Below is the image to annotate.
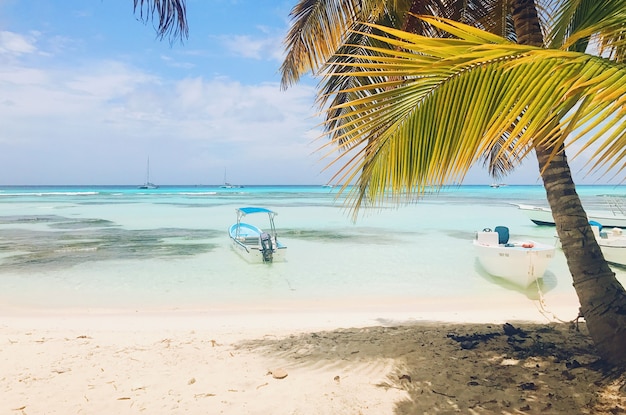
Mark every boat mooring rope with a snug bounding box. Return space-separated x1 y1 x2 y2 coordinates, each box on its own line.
532 276 570 324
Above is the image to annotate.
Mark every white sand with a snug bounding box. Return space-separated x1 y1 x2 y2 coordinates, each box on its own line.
2 296 624 414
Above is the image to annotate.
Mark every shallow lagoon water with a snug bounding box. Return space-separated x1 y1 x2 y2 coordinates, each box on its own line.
0 185 624 315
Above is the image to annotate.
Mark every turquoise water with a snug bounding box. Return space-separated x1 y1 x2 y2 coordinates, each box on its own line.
0 184 624 313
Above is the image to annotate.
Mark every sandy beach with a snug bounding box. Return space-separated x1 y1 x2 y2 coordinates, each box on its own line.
2 302 625 415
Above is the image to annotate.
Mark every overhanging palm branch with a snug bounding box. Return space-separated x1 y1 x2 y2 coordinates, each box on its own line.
134 0 188 42
314 1 523 176
548 0 626 61
321 16 626 211
281 0 515 89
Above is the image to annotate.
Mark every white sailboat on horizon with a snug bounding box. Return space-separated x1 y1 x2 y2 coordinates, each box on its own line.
138 158 159 189
219 168 243 188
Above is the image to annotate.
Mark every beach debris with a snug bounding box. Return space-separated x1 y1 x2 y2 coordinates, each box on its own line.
194 392 216 398
334 375 340 383
432 389 455 398
399 374 412 383
267 368 288 379
503 323 527 337
447 331 500 349
52 367 71 374
519 382 537 391
188 377 196 385
460 340 479 350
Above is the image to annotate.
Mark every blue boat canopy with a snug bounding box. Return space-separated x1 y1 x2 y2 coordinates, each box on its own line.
237 207 276 215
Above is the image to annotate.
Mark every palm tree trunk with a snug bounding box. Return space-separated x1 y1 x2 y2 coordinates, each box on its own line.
511 0 626 365
536 144 626 365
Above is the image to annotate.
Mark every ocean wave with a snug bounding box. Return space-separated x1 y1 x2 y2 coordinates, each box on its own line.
0 192 100 197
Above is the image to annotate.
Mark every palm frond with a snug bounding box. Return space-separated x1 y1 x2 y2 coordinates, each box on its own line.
134 0 188 43
281 0 526 89
548 0 626 62
321 17 626 211
280 0 365 89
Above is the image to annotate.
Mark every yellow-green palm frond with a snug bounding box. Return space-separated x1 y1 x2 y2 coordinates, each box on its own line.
281 0 524 89
548 0 626 62
316 23 397 147
280 0 389 89
315 2 521 148
321 16 626 212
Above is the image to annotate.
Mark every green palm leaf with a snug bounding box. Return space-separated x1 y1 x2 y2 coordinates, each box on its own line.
322 16 626 210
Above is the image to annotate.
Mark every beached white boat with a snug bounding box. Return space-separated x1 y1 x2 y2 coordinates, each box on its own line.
229 207 286 263
591 224 626 266
516 204 626 228
473 226 555 287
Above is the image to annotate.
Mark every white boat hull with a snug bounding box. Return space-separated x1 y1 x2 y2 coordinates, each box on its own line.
473 234 555 287
517 204 626 228
600 243 626 266
595 227 626 266
554 226 626 267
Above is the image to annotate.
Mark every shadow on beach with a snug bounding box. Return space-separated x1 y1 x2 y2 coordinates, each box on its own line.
236 321 625 414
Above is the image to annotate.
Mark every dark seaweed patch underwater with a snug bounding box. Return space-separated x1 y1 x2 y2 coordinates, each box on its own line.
0 215 220 272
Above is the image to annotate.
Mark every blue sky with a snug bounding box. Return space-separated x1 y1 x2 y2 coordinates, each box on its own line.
0 0 619 185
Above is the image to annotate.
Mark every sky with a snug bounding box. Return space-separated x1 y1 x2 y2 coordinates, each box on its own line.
0 0 621 186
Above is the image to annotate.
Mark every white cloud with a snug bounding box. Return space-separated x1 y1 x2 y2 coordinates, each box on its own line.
217 33 284 61
0 30 37 55
0 48 327 184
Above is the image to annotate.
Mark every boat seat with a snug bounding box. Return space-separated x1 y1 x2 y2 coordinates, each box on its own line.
494 226 509 244
476 231 499 246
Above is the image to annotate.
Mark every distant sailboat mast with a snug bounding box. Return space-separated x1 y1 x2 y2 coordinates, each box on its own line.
220 168 243 189
138 158 158 189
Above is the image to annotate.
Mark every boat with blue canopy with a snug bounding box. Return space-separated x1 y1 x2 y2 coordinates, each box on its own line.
229 207 286 263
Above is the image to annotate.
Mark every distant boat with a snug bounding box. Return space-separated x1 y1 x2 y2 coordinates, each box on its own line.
219 169 243 188
138 158 158 189
220 182 243 189
516 204 626 228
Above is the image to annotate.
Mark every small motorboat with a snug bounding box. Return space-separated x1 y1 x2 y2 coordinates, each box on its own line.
516 204 626 228
590 223 626 267
228 207 286 263
473 226 555 287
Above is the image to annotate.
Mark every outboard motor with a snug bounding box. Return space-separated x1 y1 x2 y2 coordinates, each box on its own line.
260 232 274 262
